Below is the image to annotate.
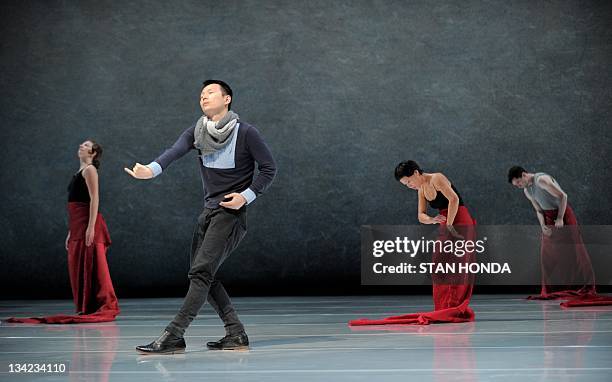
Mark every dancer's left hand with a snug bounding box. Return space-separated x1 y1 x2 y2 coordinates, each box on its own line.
220 193 246 210
554 218 564 228
85 226 95 247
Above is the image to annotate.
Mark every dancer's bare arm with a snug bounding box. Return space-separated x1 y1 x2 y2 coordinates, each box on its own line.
536 175 568 228
524 188 551 236
83 165 99 246
417 188 445 224
432 173 459 226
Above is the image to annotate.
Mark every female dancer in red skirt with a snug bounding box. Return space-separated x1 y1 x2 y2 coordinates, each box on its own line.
350 160 477 326
7 140 119 324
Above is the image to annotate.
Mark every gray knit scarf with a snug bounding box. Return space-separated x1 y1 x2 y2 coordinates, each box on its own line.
194 110 240 156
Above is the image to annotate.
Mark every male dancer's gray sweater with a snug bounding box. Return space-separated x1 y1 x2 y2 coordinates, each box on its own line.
147 121 276 208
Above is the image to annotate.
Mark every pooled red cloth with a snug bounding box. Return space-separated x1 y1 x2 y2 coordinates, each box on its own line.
527 205 612 308
5 202 119 324
349 298 474 325
560 294 612 308
350 206 476 326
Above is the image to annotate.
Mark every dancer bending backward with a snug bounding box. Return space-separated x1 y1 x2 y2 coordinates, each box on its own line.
350 160 476 326
6 140 119 324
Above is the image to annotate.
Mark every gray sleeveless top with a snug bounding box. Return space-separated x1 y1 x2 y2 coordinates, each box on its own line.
526 172 563 210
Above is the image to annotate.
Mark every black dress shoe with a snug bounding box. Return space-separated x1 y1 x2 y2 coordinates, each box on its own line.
136 331 186 355
206 332 249 351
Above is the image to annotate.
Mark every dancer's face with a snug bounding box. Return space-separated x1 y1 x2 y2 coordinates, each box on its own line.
511 173 528 189
200 84 231 117
78 141 95 161
399 173 422 190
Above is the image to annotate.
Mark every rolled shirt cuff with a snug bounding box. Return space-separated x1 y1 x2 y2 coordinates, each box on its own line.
147 161 163 177
240 188 257 205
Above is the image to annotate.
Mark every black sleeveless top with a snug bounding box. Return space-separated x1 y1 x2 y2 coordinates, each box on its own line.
427 184 464 210
67 169 90 203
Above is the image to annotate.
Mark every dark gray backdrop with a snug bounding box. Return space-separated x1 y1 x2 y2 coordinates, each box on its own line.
1 0 611 298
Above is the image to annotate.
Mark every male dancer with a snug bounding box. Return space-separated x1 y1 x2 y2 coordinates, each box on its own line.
126 80 276 354
507 166 598 301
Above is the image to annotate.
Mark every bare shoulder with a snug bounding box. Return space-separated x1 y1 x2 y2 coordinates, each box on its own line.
82 165 98 179
535 173 553 186
431 172 451 187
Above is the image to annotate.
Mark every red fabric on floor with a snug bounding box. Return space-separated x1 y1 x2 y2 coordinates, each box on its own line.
560 294 612 308
5 202 119 324
350 206 476 326
527 205 612 307
349 298 474 325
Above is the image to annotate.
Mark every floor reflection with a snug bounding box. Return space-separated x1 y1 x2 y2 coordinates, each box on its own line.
45 322 119 382
350 322 477 381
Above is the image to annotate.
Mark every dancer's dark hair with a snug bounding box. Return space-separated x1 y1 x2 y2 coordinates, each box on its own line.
394 160 423 181
88 140 103 169
507 166 526 183
202 79 233 110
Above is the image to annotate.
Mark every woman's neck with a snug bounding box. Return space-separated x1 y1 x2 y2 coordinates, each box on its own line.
421 173 433 187
79 160 92 170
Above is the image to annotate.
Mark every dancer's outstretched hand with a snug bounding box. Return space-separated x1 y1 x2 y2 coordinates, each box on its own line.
124 163 153 179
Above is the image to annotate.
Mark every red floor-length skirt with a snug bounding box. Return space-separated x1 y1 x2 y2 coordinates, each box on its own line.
350 206 476 326
527 205 612 308
5 202 120 324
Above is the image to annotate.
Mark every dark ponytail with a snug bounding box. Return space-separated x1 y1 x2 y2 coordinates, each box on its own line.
88 140 103 169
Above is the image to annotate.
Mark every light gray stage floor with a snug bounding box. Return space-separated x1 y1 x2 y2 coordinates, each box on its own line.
1 295 612 381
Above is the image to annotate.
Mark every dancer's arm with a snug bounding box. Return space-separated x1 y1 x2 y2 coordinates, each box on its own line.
432 174 459 226
221 125 277 209
524 188 551 236
65 231 70 250
124 125 196 179
417 189 445 224
82 165 99 247
417 188 430 223
536 175 568 228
